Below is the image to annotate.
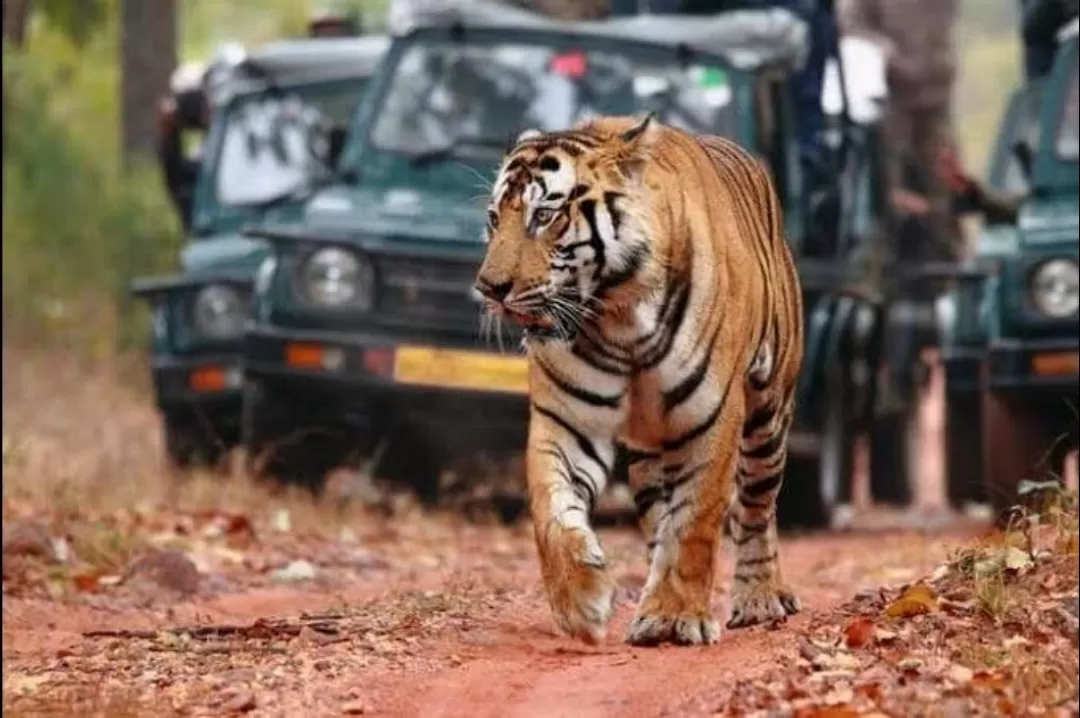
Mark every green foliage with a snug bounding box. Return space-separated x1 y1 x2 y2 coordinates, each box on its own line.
34 0 112 48
2 19 182 355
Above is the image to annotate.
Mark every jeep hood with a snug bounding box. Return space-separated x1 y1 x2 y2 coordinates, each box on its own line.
1017 195 1080 247
180 233 268 276
302 185 484 243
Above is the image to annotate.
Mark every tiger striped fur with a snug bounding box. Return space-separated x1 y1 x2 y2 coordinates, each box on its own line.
474 114 804 646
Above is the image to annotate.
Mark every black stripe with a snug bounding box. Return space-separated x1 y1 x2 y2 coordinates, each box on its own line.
635 280 683 347
662 344 713 414
602 191 623 235
743 401 777 438
662 498 691 522
662 398 724 453
740 471 782 498
737 553 777 568
665 462 706 491
536 357 622 409
625 447 661 464
540 442 598 511
641 281 692 369
595 243 647 298
571 342 629 376
579 199 607 275
533 404 609 474
744 432 783 461
634 485 665 518
557 239 593 255
568 184 590 201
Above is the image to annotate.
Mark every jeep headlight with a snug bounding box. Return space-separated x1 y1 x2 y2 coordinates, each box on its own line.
300 247 373 309
1030 258 1079 318
192 284 247 339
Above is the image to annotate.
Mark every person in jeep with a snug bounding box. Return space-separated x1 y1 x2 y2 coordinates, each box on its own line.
156 63 210 231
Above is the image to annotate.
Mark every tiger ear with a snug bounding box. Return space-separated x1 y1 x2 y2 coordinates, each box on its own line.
619 112 658 146
616 113 659 181
516 128 543 144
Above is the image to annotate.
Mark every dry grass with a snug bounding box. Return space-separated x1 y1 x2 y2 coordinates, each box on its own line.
1 344 424 542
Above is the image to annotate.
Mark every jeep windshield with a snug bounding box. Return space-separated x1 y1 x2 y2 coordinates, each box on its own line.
213 78 366 208
368 35 740 160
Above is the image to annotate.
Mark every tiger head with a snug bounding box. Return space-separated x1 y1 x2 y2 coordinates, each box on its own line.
474 114 661 341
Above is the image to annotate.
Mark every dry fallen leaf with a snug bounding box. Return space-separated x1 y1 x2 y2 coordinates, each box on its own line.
72 572 100 593
884 582 937 618
793 707 860 718
843 617 876 648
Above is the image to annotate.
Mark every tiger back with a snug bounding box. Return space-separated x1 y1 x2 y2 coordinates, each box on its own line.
474 114 804 646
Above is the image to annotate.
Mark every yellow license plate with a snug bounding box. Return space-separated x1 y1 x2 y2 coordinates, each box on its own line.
393 345 530 395
1031 351 1080 377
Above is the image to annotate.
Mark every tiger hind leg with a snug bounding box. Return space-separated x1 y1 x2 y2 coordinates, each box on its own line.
726 396 800 629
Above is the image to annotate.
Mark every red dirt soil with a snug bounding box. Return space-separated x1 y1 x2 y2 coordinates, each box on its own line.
4 355 1076 717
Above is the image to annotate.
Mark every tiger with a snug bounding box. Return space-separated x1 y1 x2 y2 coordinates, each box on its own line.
473 114 804 646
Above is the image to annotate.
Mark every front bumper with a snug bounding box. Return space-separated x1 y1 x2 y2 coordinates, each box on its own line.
987 338 1080 393
151 354 244 415
243 325 530 438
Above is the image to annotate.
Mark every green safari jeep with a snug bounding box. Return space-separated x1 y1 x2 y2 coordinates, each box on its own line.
241 5 819 499
941 24 1079 520
131 36 388 471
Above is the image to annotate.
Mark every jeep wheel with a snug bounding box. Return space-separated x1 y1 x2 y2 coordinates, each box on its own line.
944 389 986 510
163 411 227 472
241 379 344 494
778 453 834 531
982 392 1059 525
372 425 446 505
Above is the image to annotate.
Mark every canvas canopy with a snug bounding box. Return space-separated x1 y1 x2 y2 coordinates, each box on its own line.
209 36 391 105
387 0 809 72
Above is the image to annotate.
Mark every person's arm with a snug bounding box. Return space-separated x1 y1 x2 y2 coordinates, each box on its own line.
954 183 1023 225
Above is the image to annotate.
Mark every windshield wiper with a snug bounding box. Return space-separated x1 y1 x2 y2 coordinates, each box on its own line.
406 136 508 167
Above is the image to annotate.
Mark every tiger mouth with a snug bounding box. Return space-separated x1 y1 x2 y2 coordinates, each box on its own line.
506 310 555 332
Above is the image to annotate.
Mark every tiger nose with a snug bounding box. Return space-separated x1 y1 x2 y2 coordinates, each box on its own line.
474 279 512 303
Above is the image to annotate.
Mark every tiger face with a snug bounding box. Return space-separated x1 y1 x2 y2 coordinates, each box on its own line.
474 115 658 341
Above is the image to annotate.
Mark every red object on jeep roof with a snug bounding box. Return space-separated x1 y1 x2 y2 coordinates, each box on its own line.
550 51 587 78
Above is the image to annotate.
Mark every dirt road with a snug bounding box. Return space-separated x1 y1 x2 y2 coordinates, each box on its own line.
4 350 1077 717
3 505 992 717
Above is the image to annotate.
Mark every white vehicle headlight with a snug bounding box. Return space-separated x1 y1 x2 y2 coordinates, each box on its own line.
300 247 373 309
1030 258 1080 318
192 284 247 339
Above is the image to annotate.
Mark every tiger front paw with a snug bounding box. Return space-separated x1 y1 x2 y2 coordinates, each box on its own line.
726 582 800 629
625 609 721 646
538 525 616 644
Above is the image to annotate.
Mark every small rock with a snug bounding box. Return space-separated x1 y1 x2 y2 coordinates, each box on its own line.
314 659 332 672
271 559 317 583
946 663 974 685
222 690 256 713
342 699 368 714
126 550 201 595
3 520 57 561
270 509 292 533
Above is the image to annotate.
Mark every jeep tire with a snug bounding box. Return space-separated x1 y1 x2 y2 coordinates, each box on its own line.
981 391 1063 525
944 389 986 510
163 410 228 471
241 378 345 494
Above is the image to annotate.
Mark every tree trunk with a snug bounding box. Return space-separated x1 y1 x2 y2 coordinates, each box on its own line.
2 0 32 48
120 0 176 163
